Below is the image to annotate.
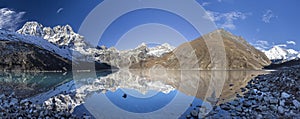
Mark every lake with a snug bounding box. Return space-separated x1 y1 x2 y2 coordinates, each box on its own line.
0 70 269 118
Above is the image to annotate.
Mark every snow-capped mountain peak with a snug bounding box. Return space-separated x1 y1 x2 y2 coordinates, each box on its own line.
17 21 89 53
53 24 74 34
161 43 175 49
147 43 175 57
17 21 44 37
134 42 149 52
263 45 299 62
15 21 94 61
0 28 73 60
286 49 298 54
14 21 175 67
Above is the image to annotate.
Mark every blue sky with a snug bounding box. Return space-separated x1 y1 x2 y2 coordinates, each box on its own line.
0 0 299 50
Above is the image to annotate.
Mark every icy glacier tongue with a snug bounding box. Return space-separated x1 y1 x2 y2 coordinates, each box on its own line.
263 45 300 62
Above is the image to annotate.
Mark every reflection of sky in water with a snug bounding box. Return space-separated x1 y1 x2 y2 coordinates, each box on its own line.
119 88 164 98
4 70 265 118
74 88 212 118
106 89 176 113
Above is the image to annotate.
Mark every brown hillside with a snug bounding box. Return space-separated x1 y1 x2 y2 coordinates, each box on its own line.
130 29 271 70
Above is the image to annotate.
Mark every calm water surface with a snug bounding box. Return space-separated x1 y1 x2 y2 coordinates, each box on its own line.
0 70 269 118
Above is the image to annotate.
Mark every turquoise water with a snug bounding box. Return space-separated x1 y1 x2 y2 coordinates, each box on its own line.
0 72 72 98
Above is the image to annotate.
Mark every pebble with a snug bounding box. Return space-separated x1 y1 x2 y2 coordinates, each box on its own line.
235 106 243 112
256 96 263 101
260 87 269 92
242 101 252 107
263 97 270 102
240 88 246 92
292 100 300 108
220 104 231 110
269 98 278 104
278 106 284 114
281 92 291 98
269 105 277 111
229 100 239 106
190 110 198 117
186 114 191 119
279 100 285 106
256 106 267 112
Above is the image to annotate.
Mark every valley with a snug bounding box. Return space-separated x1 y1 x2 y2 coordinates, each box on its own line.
0 22 299 118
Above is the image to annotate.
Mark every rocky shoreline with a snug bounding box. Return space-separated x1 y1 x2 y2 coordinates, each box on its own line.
0 92 92 118
186 66 300 118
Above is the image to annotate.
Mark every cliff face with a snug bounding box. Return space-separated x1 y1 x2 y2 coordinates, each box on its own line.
130 29 271 70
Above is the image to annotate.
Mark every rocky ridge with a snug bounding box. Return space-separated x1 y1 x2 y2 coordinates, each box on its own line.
17 22 88 50
16 21 175 69
4 21 177 71
0 28 114 71
89 43 175 68
15 22 271 70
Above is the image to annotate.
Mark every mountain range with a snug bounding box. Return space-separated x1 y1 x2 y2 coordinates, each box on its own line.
131 29 271 70
0 22 176 71
3 21 299 71
262 45 300 63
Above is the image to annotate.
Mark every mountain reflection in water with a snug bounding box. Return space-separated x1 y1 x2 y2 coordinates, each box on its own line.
0 72 72 98
0 70 269 118
92 70 268 104
72 70 268 118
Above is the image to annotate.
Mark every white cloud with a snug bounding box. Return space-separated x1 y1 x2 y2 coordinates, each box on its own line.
252 40 270 50
262 10 277 23
205 10 249 30
276 44 287 47
252 40 296 51
57 8 64 14
201 2 210 7
0 8 25 31
286 40 296 45
256 40 269 46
